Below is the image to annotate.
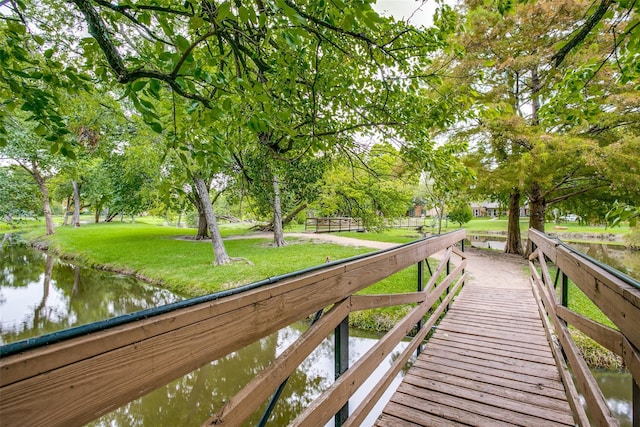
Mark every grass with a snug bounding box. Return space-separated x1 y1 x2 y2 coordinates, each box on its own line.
31 222 374 296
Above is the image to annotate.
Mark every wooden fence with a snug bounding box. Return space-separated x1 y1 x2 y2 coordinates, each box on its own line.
528 229 640 427
0 229 466 427
304 217 364 233
305 217 429 233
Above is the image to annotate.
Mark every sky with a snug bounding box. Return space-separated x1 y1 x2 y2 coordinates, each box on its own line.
372 0 445 27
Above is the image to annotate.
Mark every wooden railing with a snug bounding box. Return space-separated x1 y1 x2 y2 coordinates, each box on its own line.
528 229 640 427
304 217 364 233
0 229 466 427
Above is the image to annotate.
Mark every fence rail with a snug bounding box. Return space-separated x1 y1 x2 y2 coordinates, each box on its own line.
304 217 364 233
305 217 429 233
528 229 640 427
0 229 466 427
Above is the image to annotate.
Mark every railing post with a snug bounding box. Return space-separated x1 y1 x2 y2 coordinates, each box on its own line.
634 378 639 427
417 259 424 356
561 272 569 307
446 256 451 311
335 317 349 426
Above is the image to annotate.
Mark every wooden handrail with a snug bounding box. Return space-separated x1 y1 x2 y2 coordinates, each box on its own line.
0 229 466 427
528 228 640 427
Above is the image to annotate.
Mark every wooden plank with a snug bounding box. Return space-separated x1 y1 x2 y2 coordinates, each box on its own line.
402 372 575 425
442 315 548 336
529 228 559 263
556 305 623 356
414 357 569 400
435 323 550 347
556 245 640 350
530 276 590 427
204 298 351 426
375 403 469 427
428 336 556 365
407 367 571 413
379 396 514 427
532 261 619 427
350 292 424 312
422 345 562 381
622 337 640 394
395 382 572 426
431 330 556 361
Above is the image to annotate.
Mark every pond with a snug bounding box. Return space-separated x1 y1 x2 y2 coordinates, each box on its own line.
0 237 408 426
468 234 636 427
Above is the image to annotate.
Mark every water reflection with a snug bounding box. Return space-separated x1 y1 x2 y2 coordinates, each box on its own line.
589 370 632 427
0 242 185 345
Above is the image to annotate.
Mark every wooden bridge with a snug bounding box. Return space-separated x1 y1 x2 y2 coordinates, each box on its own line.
1 229 639 426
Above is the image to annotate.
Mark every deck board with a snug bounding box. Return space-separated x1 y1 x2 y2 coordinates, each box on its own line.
375 266 575 427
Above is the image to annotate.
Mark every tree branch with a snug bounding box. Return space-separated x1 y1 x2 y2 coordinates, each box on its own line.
552 0 614 67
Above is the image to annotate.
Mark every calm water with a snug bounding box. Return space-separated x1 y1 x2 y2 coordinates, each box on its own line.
0 238 408 426
468 234 636 426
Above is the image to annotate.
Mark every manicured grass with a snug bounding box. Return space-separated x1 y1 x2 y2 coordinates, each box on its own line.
35 222 374 296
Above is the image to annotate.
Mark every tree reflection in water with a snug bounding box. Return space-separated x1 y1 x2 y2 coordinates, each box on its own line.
0 244 184 345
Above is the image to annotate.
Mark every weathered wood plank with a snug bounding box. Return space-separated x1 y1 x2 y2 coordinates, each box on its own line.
428 336 556 365
396 383 572 426
402 372 574 424
556 305 623 356
204 298 351 426
421 346 562 381
413 357 569 400
407 367 571 413
345 274 466 427
350 292 424 312
430 330 557 361
376 404 470 427
556 245 640 350
531 256 619 427
379 396 514 427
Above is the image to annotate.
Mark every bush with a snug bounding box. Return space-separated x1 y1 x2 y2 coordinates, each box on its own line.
449 204 473 226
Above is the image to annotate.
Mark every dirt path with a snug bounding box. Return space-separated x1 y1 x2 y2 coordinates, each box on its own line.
230 232 531 286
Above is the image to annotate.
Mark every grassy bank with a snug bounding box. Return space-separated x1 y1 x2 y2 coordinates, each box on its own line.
28 222 378 296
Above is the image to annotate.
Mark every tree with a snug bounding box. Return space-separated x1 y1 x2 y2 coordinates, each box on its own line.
314 142 416 230
0 165 42 225
449 203 473 227
442 0 640 255
0 116 63 234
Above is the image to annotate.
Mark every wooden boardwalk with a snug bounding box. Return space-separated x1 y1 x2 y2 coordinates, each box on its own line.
376 261 576 426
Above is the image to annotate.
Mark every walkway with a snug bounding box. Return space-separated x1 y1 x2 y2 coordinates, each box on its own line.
375 248 576 426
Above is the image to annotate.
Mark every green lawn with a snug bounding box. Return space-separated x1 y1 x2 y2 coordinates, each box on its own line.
33 222 374 295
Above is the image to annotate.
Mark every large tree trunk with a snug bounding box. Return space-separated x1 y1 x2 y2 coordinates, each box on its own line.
63 196 71 226
193 176 230 265
505 189 523 255
526 182 546 256
72 180 81 228
31 161 54 235
94 203 101 223
271 173 286 247
192 189 210 240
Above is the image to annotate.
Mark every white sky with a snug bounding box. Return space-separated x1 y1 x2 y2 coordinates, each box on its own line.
372 0 444 27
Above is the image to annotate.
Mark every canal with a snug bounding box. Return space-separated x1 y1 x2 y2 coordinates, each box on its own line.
0 237 408 426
